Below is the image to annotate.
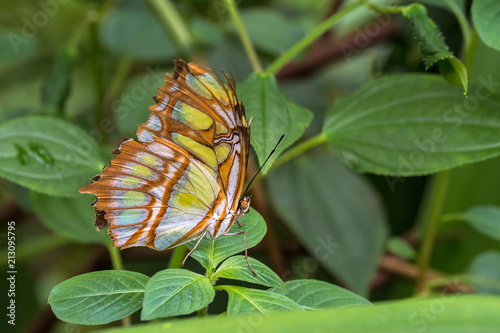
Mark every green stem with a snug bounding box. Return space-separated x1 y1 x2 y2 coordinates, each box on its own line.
107 244 124 270
440 212 467 224
428 274 500 290
107 244 130 326
168 245 187 269
271 133 328 171
222 0 263 72
247 133 327 191
364 3 405 14
465 28 479 70
146 0 193 54
197 305 208 317
107 56 133 102
88 14 106 135
415 170 450 294
266 0 367 75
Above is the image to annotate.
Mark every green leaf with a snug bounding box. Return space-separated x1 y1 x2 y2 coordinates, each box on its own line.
190 16 224 47
115 70 166 137
401 3 468 93
30 191 109 245
213 256 286 290
40 46 77 115
438 57 468 95
186 209 266 270
236 8 305 55
100 3 177 61
219 285 303 315
48 270 149 325
238 73 313 174
0 116 103 197
460 206 500 241
267 148 388 295
141 269 214 320
472 0 500 51
93 295 500 333
270 279 371 309
386 237 417 260
323 74 500 176
468 251 500 295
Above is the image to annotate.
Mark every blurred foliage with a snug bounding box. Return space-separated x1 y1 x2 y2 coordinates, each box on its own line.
1 0 500 332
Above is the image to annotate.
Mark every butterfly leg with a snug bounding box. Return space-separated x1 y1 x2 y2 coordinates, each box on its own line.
182 229 209 267
225 230 256 276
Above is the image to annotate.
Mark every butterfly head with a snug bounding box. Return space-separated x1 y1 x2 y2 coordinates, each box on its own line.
238 196 251 217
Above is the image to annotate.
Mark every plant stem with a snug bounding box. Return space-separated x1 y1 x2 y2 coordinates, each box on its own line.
107 244 124 270
107 56 133 102
465 28 479 70
106 244 130 326
88 13 106 136
222 0 263 72
246 133 327 191
168 245 187 269
265 0 367 75
271 132 328 171
415 170 450 294
439 212 467 224
197 305 208 317
147 0 193 54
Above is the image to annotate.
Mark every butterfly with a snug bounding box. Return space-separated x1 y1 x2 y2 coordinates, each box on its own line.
80 57 254 273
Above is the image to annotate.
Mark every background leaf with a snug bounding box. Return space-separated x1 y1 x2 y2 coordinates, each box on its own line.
467 251 500 295
214 256 286 290
98 295 500 333
323 74 500 176
100 2 177 61
268 148 388 295
238 73 313 174
48 270 149 325
386 237 417 260
236 8 305 55
472 0 500 51
270 279 371 309
186 208 266 270
114 70 167 137
219 285 303 315
0 116 103 197
30 191 110 244
460 206 500 241
40 46 77 115
141 269 214 320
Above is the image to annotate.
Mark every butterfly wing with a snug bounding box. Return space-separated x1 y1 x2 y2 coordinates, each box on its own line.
80 58 249 250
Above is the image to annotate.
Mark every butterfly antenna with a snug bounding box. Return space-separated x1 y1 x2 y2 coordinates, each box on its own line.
241 134 285 199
